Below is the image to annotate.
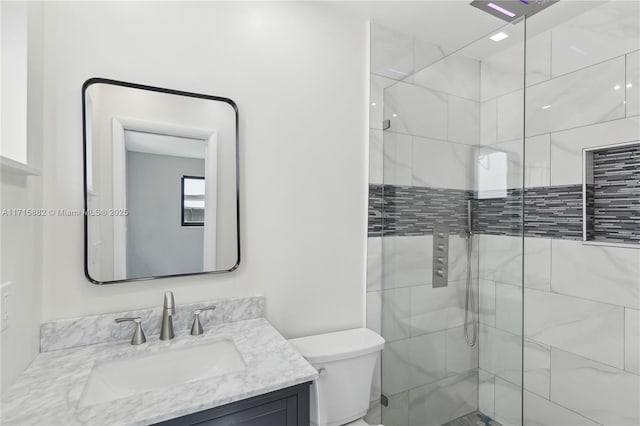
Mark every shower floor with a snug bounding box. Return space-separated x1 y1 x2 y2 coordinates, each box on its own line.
442 411 502 426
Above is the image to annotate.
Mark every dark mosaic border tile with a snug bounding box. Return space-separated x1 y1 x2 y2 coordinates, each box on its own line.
368 184 471 237
368 183 632 241
590 144 640 244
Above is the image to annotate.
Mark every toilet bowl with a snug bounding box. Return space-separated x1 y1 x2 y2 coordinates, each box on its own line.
288 328 385 426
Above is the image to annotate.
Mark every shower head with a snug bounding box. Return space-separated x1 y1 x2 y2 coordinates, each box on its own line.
470 0 559 22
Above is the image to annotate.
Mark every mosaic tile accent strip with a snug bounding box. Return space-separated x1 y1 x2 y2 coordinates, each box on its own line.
590 144 640 244
475 185 584 239
368 184 471 237
368 184 588 240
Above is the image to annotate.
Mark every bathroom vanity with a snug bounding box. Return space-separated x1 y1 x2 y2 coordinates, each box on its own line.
0 296 317 426
155 382 310 426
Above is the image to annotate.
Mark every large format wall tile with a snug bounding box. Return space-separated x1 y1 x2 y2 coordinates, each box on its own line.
384 81 448 140
550 348 640 426
383 131 413 186
383 391 409 426
524 288 625 368
371 23 414 81
495 283 522 336
523 238 551 291
523 339 550 399
497 89 524 143
447 95 479 146
382 235 432 289
382 235 472 289
526 57 626 137
626 308 640 374
551 239 640 309
479 280 496 327
478 235 522 286
627 50 640 117
550 1 640 78
480 98 497 146
381 332 447 395
410 282 463 336
525 31 551 87
411 54 480 101
370 74 397 130
523 389 599 426
408 371 478 426
479 30 549 101
494 377 521 426
481 42 524 101
478 369 495 419
445 326 478 375
412 136 475 190
524 134 550 188
550 115 640 185
414 38 449 73
381 287 411 342
480 325 522 386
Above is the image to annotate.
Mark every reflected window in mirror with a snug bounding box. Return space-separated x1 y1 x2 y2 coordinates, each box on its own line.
182 176 205 226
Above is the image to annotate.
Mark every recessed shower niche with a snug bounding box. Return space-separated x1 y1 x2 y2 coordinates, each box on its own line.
583 142 640 246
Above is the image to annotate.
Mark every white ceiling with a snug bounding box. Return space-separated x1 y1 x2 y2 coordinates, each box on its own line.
327 0 605 52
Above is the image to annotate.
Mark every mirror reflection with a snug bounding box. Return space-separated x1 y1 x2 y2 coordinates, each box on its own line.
83 79 239 284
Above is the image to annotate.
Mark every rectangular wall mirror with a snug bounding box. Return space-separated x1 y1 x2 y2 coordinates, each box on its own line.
83 78 239 284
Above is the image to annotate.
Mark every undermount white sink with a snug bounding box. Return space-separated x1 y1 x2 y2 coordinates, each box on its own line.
79 338 246 407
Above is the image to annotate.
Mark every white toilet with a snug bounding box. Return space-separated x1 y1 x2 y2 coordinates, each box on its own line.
288 328 385 426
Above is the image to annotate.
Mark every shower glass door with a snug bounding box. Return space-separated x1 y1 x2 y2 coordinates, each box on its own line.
378 18 525 426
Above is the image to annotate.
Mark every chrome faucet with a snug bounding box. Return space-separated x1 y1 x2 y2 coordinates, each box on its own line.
160 291 175 340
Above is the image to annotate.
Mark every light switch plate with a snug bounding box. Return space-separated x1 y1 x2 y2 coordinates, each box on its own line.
1 281 12 332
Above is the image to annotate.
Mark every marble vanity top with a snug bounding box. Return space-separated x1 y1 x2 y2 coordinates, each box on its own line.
1 318 318 426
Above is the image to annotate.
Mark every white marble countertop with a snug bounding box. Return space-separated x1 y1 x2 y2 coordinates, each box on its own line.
1 318 318 426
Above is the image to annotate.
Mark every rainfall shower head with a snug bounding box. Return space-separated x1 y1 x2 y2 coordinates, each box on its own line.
470 0 559 22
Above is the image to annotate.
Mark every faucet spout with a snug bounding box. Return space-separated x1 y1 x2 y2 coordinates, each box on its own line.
160 291 175 340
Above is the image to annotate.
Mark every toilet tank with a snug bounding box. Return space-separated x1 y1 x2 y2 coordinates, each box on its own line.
289 328 385 426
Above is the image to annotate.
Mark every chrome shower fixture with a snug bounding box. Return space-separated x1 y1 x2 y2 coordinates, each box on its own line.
470 0 559 22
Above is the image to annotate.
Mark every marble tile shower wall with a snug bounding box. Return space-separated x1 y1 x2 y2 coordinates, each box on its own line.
475 3 640 426
368 3 640 425
367 23 481 426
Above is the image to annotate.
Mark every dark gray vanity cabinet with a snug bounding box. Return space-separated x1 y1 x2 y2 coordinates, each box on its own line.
154 382 311 426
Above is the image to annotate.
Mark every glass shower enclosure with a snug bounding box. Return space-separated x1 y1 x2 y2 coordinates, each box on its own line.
376 19 526 426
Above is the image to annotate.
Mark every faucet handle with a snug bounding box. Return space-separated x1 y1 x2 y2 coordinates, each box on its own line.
190 306 217 335
115 317 146 345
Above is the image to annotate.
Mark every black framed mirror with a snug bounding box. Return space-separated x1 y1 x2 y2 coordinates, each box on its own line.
82 78 240 284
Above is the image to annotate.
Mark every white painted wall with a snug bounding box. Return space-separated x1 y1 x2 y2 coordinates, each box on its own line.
1 1 28 163
40 2 368 338
0 2 43 393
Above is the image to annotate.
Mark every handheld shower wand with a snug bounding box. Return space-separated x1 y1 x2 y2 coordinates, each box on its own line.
463 200 478 346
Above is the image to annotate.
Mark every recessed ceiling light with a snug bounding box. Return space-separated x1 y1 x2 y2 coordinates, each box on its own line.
613 85 621 90
392 113 398 117
627 83 633 88
490 32 509 42
541 105 551 110
371 102 377 107
487 2 516 17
